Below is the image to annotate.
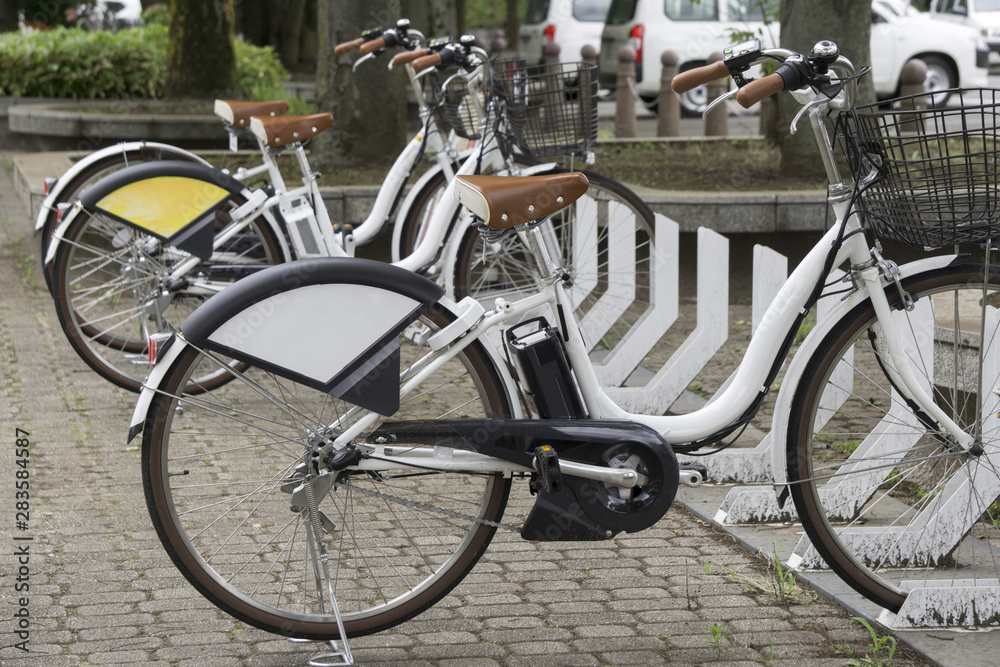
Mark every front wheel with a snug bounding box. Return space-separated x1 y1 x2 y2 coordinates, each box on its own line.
142 303 515 639
787 263 1000 612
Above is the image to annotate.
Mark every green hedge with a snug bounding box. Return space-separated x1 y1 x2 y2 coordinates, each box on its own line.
0 25 288 100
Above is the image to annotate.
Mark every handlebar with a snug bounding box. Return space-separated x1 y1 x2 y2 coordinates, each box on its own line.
671 60 728 94
413 53 444 73
735 72 785 108
360 37 386 55
334 38 364 56
393 49 430 66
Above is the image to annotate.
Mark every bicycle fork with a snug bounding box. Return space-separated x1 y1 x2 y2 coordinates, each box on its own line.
851 244 982 456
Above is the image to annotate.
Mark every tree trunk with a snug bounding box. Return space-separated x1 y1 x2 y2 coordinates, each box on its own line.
777 0 874 178
313 0 408 170
281 0 308 69
456 0 466 35
402 0 457 41
0 2 18 32
165 0 237 99
235 0 271 46
505 0 520 52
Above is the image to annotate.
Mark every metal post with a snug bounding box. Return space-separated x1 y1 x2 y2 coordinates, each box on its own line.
704 51 728 137
542 40 560 65
657 50 680 137
615 45 637 138
899 58 928 133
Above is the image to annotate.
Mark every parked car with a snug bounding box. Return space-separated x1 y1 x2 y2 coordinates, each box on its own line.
929 0 1000 64
519 0 613 63
598 0 990 115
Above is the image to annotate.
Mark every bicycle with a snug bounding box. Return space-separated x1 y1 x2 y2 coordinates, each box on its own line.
127 35 1000 648
46 31 656 393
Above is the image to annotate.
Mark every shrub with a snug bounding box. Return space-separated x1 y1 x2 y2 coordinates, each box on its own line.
0 25 288 100
141 3 171 28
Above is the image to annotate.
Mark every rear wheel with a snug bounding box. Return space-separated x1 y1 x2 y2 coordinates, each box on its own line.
452 170 656 355
41 147 204 289
787 263 1000 612
52 200 283 392
142 304 514 639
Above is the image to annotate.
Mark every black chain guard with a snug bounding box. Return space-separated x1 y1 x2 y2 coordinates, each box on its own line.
521 440 678 542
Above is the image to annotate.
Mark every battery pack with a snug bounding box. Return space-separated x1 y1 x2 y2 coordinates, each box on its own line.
506 318 586 419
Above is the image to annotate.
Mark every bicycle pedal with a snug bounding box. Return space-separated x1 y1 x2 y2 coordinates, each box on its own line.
532 445 562 494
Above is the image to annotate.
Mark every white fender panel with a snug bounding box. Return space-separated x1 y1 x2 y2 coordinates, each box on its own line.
206 283 421 388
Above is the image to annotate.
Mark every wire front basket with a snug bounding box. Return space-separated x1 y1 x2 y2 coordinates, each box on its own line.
494 61 599 159
838 88 1000 248
434 74 485 140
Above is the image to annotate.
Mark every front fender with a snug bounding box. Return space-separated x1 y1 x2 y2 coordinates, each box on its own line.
769 254 967 501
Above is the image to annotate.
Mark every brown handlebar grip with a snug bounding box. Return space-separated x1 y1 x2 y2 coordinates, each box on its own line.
413 53 443 72
735 72 785 109
392 48 430 66
671 60 729 94
334 38 364 56
359 37 386 55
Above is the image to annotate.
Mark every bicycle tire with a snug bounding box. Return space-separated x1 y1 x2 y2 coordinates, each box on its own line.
40 146 204 280
452 169 656 354
51 197 284 392
392 166 453 265
141 302 515 640
787 262 1000 612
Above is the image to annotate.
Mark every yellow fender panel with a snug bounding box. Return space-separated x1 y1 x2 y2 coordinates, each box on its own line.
95 176 230 239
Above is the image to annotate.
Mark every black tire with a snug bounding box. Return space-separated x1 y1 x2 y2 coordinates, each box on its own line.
393 167 453 265
141 303 514 640
787 262 1000 612
452 169 656 355
917 55 958 108
51 196 283 392
40 147 203 289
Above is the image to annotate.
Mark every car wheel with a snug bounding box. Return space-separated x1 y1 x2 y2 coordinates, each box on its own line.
919 55 957 107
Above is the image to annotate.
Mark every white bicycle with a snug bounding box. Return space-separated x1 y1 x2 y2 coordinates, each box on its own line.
129 38 1000 644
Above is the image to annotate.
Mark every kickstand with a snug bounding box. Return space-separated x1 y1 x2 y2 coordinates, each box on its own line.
288 636 353 667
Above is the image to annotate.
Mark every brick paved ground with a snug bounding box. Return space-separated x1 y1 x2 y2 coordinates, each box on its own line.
0 155 932 666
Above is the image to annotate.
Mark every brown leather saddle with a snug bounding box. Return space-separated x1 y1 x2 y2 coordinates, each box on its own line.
250 113 334 148
454 173 590 230
213 100 289 128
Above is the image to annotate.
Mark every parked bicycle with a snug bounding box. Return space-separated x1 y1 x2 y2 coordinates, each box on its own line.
127 35 1000 652
46 26 655 392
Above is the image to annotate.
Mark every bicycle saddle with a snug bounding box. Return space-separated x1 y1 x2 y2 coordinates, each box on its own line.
454 172 590 230
214 99 289 127
250 112 334 147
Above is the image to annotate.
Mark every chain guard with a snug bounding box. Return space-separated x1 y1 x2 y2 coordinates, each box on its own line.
522 440 678 541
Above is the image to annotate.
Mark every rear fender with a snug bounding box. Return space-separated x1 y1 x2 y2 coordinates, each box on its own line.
46 160 288 265
180 258 446 416
34 141 208 234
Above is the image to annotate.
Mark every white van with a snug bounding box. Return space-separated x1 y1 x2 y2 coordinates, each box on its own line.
930 0 1000 64
519 0 614 64
599 0 989 115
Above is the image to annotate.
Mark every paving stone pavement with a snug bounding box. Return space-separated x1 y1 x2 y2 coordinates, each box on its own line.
0 154 935 667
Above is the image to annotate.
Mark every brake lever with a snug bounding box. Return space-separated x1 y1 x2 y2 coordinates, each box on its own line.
789 95 827 135
352 52 376 72
703 86 738 117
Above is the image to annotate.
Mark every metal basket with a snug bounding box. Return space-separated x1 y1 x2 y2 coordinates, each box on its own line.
433 74 486 141
494 61 599 159
838 88 1000 248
